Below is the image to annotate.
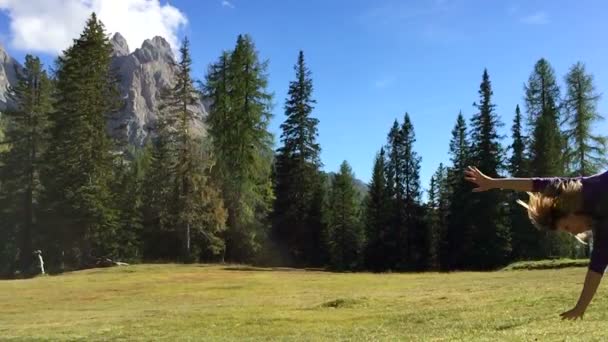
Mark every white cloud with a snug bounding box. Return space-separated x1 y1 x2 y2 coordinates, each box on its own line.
520 11 549 25
221 0 235 9
0 0 188 55
373 77 394 89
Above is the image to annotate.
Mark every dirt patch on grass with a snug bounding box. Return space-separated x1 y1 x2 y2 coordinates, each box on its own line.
319 298 366 309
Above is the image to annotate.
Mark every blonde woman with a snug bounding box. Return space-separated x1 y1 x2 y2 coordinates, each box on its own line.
464 166 608 320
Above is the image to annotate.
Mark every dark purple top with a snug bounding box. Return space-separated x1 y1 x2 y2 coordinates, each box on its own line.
532 170 608 274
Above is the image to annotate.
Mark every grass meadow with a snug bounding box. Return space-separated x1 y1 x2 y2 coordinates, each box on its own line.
1 263 607 341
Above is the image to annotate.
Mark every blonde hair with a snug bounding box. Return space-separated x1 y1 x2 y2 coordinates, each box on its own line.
516 179 584 231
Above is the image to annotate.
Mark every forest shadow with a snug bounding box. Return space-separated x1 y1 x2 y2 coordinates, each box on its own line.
220 265 328 272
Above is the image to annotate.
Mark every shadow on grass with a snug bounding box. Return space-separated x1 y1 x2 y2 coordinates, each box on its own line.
205 285 246 291
220 265 328 272
495 319 533 331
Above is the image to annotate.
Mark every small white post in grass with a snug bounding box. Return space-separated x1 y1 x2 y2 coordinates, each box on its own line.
33 250 45 275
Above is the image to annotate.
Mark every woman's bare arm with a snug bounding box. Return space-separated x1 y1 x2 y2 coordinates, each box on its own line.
464 166 534 192
490 178 534 192
576 270 602 311
563 226 608 319
560 269 602 320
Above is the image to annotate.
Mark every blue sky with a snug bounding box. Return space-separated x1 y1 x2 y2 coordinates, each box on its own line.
2 0 608 193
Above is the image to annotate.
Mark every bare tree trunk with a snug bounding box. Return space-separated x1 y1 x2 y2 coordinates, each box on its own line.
186 223 191 256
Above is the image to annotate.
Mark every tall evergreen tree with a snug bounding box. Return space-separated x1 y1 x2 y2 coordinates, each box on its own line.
445 112 472 270
145 38 227 262
468 69 511 269
307 175 328 265
203 51 231 147
0 115 6 151
524 58 574 258
111 147 146 261
326 161 364 270
363 148 390 270
204 34 275 262
429 163 450 270
425 174 440 270
508 105 541 260
525 58 564 177
42 13 121 270
399 113 427 270
272 51 324 266
508 105 527 178
0 55 53 274
384 120 403 269
563 62 607 176
141 134 176 259
0 114 11 275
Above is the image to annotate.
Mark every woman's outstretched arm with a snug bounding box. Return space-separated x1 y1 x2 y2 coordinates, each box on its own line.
560 269 602 320
464 166 535 192
561 221 608 320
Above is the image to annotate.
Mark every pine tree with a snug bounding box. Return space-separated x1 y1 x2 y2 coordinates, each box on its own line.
146 38 227 262
399 113 427 270
326 161 364 270
363 148 390 270
0 114 6 151
509 105 527 178
563 62 607 176
445 112 472 270
41 13 121 270
425 175 440 270
508 105 541 260
468 69 511 269
525 58 574 258
507 106 525 218
384 120 403 269
204 34 275 262
203 51 231 151
0 55 52 274
428 163 450 270
111 147 146 261
273 51 324 266
317 171 333 265
307 173 328 265
525 58 564 177
384 121 399 204
0 114 14 276
141 135 176 259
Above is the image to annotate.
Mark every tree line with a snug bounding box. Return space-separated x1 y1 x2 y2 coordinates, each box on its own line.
0 13 605 276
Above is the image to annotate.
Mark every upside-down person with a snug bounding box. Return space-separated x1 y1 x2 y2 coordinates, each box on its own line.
464 166 607 320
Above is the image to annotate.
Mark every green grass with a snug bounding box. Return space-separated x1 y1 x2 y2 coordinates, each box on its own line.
502 258 589 271
1 264 608 341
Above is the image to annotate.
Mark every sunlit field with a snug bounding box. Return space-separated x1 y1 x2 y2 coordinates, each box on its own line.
2 263 607 341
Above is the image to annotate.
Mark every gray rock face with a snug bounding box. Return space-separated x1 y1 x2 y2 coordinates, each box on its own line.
110 33 130 57
1 34 206 145
109 34 207 145
0 43 20 111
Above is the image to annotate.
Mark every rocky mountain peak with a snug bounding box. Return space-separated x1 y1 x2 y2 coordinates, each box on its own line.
110 33 130 57
0 34 205 145
0 42 20 111
135 36 174 63
109 33 205 145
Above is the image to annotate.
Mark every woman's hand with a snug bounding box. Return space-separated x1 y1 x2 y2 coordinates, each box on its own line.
559 270 603 321
560 306 585 320
464 166 494 192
